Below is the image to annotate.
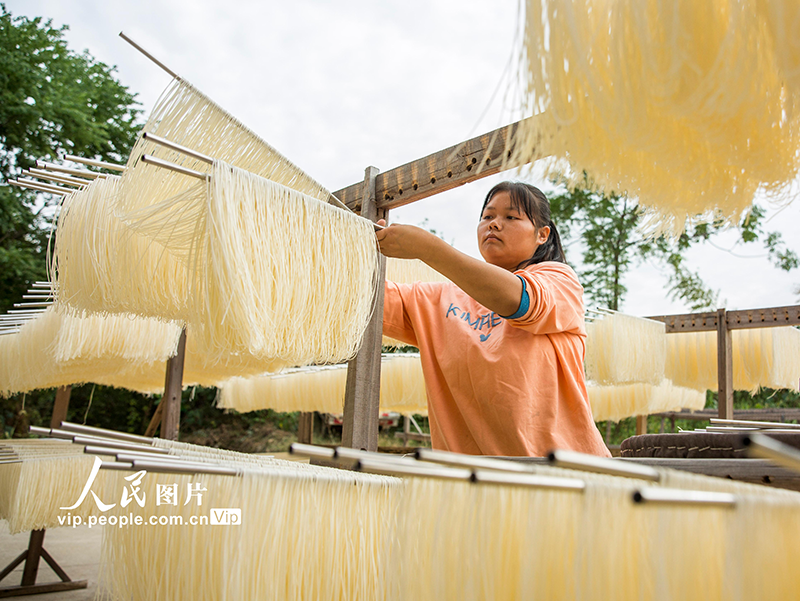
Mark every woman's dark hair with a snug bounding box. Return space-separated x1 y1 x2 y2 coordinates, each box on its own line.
481 181 566 268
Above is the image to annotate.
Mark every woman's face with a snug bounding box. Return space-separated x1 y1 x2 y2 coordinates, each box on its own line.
477 191 550 271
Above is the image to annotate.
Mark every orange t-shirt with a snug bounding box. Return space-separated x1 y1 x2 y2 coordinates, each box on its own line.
383 261 610 457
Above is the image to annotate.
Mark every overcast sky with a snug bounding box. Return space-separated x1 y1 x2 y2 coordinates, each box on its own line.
9 0 800 316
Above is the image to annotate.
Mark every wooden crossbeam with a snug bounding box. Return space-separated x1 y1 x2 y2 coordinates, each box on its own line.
333 117 540 213
647 304 800 333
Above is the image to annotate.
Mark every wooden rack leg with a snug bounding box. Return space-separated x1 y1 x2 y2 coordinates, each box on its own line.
144 401 163 437
635 415 648 436
342 166 386 451
50 386 71 429
162 327 187 441
297 412 314 444
716 308 734 420
0 386 88 597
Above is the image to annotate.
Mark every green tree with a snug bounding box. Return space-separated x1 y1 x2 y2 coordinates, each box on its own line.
0 4 141 313
550 173 799 311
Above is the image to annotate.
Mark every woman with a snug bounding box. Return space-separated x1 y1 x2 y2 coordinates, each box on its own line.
376 181 609 457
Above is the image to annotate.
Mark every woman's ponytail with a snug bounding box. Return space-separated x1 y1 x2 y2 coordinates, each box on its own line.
525 220 566 267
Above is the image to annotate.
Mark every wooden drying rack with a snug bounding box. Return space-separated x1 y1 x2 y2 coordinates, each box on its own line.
637 305 800 435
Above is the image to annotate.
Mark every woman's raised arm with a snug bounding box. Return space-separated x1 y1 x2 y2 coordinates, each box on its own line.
375 221 525 317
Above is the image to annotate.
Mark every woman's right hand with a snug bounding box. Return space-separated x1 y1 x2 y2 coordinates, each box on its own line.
375 220 436 260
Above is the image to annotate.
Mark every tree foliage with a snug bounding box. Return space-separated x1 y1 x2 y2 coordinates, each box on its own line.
0 4 141 313
549 173 799 312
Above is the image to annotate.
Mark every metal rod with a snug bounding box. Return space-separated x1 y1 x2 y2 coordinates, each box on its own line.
82 443 169 457
355 457 471 481
29 426 52 436
139 137 383 231
289 443 335 460
26 169 89 188
6 309 47 314
333 446 414 463
100 461 135 471
13 302 52 308
142 132 213 164
9 179 69 195
119 32 179 79
471 469 586 491
63 154 126 172
36 160 107 179
711 418 800 431
17 177 72 194
119 454 223 470
22 295 53 300
706 426 800 433
140 154 209 180
632 487 736 508
59 421 155 444
549 449 661 482
742 433 800 473
415 448 533 474
131 458 239 477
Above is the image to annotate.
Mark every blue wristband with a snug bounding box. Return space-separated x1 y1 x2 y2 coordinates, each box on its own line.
500 275 530 320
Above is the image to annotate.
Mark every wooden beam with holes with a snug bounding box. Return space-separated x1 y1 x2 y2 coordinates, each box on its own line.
647 304 800 333
333 117 539 213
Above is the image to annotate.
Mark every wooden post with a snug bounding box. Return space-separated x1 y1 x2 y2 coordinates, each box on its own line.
716 308 734 419
635 415 648 436
297 412 314 444
342 166 386 451
161 327 187 441
50 386 71 429
19 531 45 587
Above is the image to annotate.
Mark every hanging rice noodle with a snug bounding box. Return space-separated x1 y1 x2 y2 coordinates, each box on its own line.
8 429 800 600
218 353 428 415
98 457 399 601
177 161 379 364
388 466 800 601
85 444 800 600
385 258 449 286
588 380 706 422
53 176 191 320
0 307 180 396
0 308 288 397
54 159 380 366
666 326 800 392
514 1 800 231
0 440 106 533
116 78 330 219
585 312 666 385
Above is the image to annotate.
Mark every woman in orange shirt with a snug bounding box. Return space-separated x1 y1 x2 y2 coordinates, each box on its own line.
376 181 609 457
